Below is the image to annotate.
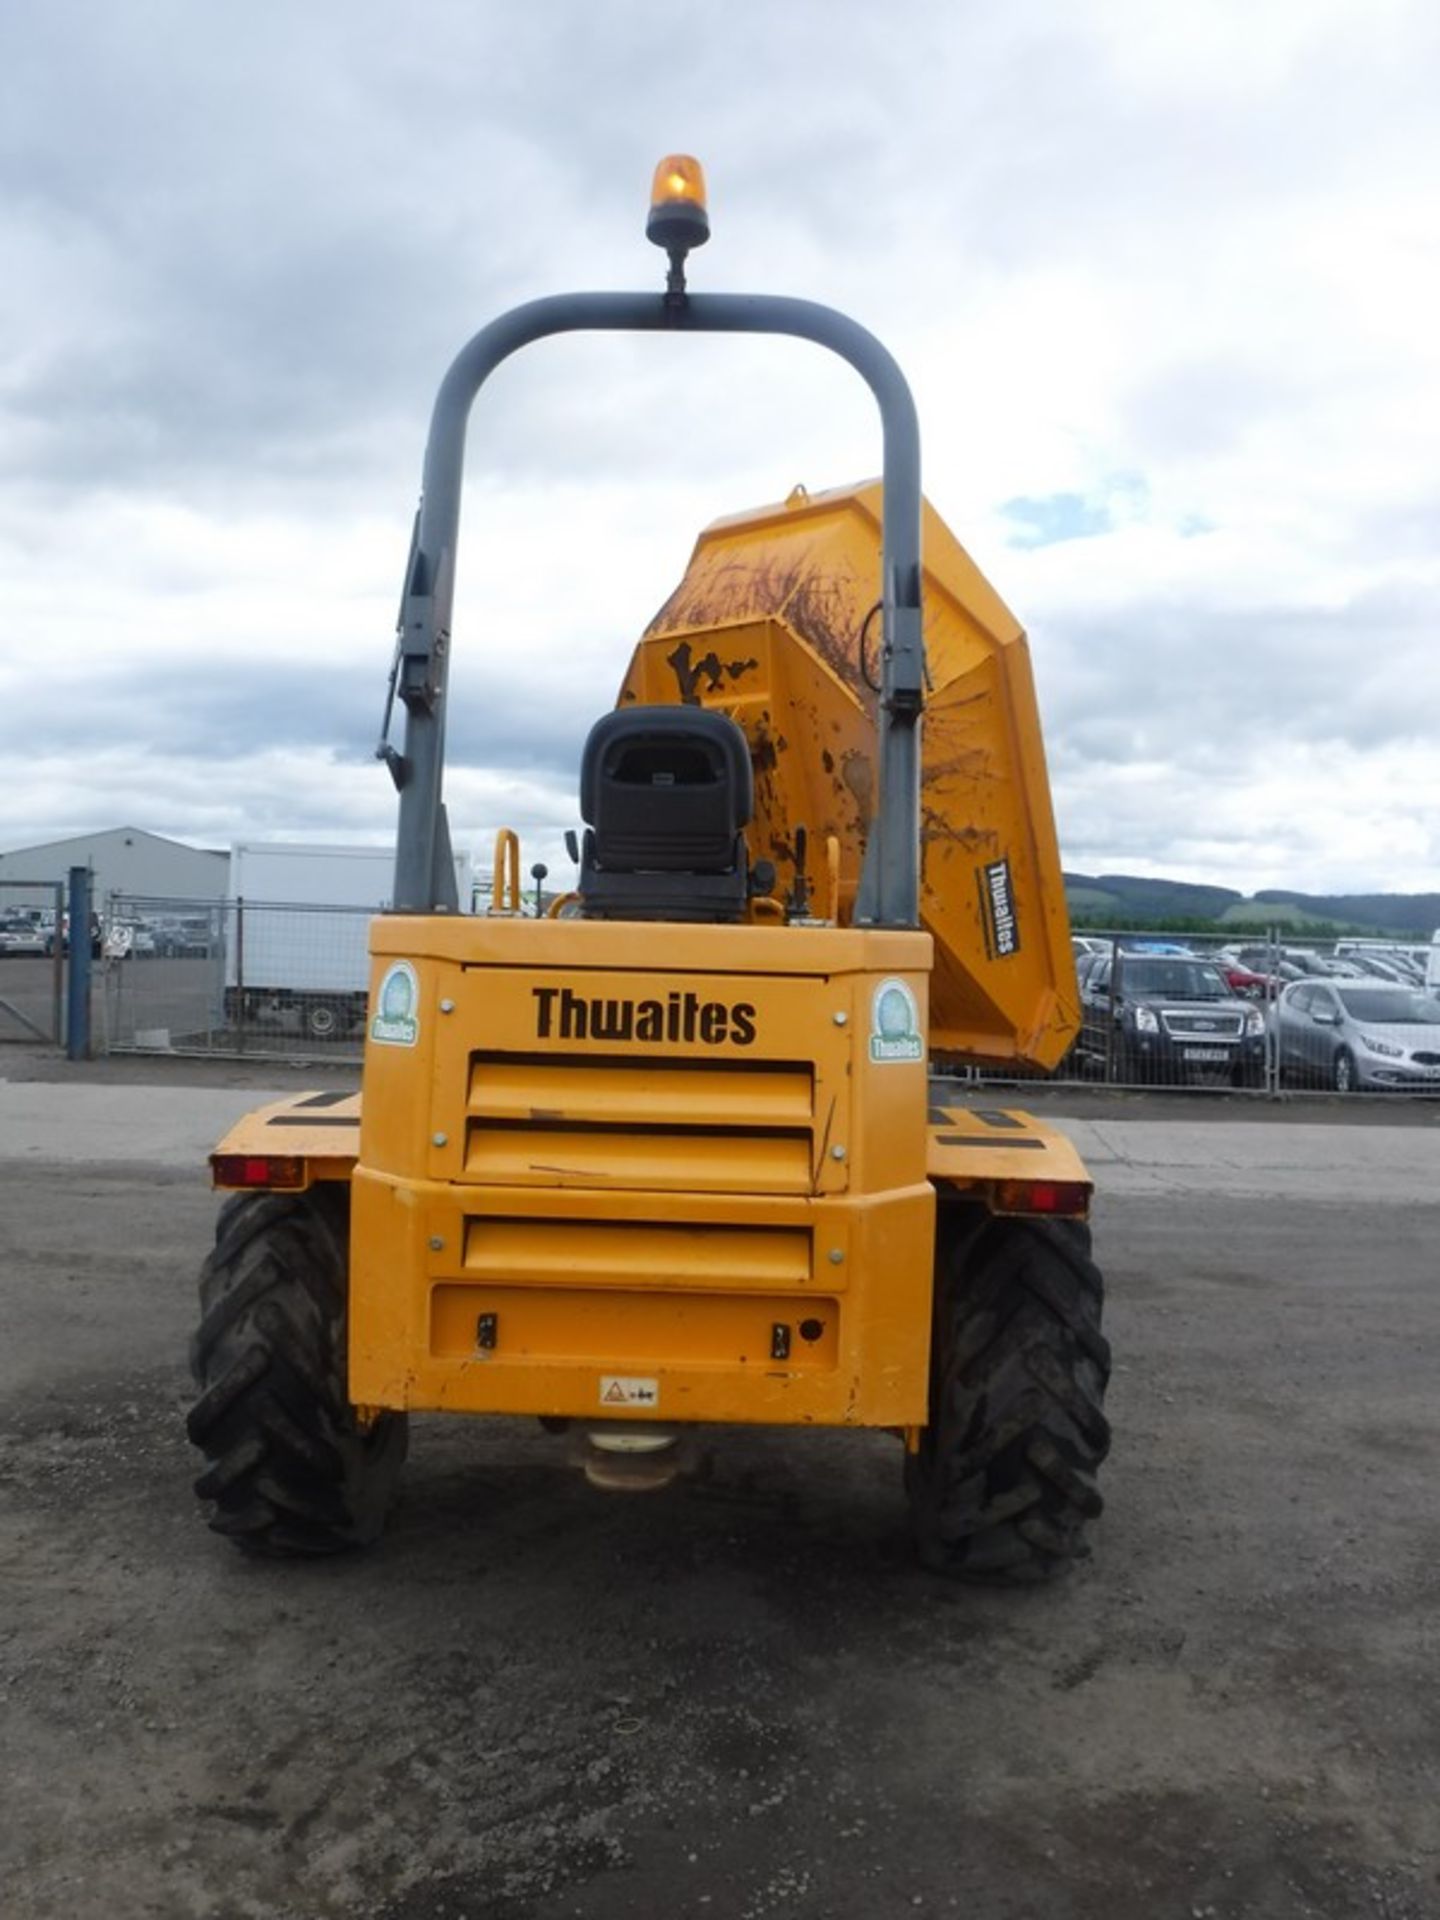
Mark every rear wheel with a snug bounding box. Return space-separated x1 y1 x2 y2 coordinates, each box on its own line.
302 997 349 1041
1332 1046 1357 1094
187 1185 407 1555
907 1209 1111 1582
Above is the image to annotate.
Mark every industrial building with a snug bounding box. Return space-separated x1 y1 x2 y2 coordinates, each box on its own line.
0 827 228 910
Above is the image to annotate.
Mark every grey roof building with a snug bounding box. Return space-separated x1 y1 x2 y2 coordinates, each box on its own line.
0 827 228 909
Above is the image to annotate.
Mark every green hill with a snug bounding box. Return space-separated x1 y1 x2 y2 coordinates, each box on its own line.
1064 873 1439 938
1254 889 1440 935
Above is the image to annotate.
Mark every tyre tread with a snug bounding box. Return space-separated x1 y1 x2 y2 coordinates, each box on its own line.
909 1211 1111 1582
186 1185 406 1556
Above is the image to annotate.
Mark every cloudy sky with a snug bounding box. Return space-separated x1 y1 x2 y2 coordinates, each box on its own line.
2 0 1437 896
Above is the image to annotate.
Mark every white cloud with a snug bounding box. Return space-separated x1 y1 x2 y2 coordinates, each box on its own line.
2 0 1438 905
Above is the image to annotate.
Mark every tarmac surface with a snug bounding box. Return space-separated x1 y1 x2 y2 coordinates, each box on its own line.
3 1069 1438 1200
1 1059 1438 1918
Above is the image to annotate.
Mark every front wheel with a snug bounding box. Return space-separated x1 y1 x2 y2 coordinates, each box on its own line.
906 1210 1111 1582
187 1185 407 1555
1332 1047 1357 1094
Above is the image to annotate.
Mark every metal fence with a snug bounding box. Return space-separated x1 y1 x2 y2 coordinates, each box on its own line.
0 879 66 1044
97 900 1440 1096
1042 930 1440 1098
103 894 377 1059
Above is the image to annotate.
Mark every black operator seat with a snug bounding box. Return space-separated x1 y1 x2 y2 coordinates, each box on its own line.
577 705 753 922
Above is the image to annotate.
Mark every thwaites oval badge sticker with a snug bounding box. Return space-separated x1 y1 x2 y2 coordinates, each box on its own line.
371 960 420 1047
869 977 923 1064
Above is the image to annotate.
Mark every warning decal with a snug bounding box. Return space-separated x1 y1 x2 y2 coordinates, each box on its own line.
869 977 923 1064
599 1375 660 1408
371 960 420 1047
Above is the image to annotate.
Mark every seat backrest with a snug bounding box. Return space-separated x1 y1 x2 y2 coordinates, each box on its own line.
577 706 753 921
581 706 752 874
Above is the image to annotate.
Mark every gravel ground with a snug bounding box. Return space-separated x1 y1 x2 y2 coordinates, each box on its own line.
2 1128 1438 1919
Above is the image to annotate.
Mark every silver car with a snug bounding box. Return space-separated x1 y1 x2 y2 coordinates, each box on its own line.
0 916 48 956
1275 979 1440 1092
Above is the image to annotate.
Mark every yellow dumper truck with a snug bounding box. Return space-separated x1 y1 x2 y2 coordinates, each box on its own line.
188 159 1110 1581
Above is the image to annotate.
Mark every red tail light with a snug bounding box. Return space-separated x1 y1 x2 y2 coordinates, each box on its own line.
211 1154 306 1190
994 1178 1089 1218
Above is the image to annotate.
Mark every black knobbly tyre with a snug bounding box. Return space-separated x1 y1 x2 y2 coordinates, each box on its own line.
187 1185 407 1556
906 1208 1111 1582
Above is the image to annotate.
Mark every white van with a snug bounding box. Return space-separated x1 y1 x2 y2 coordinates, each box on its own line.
1426 930 1440 993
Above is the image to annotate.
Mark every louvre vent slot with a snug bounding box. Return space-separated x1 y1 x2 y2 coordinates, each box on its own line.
461 1215 814 1288
459 1051 817 1194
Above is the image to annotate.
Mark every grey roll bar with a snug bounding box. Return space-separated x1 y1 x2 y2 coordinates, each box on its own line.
385 290 924 926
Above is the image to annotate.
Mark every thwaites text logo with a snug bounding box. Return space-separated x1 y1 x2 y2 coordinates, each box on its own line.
978 856 1021 960
533 986 756 1046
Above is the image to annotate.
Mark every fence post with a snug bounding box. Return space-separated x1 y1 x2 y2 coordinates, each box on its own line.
1265 923 1280 1098
65 866 92 1060
235 897 246 1054
49 880 64 1046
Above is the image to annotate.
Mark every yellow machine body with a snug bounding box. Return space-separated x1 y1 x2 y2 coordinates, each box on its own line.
346 916 935 1426
620 481 1078 1070
211 933 1090 1436
207 484 1092 1436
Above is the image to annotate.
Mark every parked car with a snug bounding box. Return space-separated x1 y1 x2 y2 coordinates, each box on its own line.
1213 959 1273 998
1336 939 1434 982
1274 980 1440 1092
1077 951 1268 1086
1217 944 1308 984
1284 949 1338 977
1074 948 1108 990
1348 953 1415 985
151 915 217 958
0 915 49 956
